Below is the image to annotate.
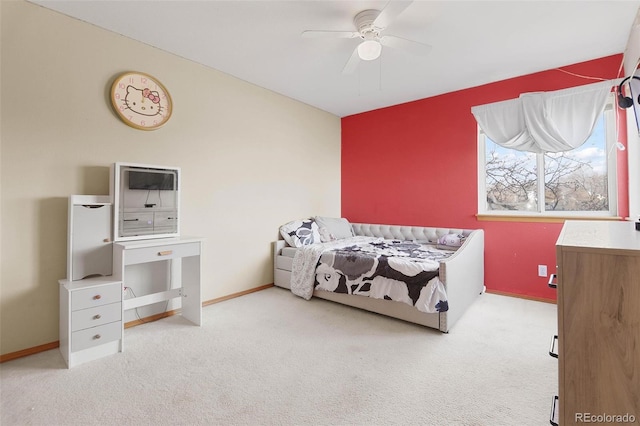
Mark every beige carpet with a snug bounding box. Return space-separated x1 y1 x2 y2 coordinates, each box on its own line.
1 287 557 425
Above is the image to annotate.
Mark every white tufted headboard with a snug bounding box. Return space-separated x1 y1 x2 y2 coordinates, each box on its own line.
350 223 472 243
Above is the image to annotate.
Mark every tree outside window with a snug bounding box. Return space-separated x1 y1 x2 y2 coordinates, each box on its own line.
479 97 617 216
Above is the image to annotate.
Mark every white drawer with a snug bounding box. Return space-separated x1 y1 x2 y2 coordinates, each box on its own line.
154 211 177 227
71 302 122 332
276 255 293 271
124 242 200 265
122 212 154 230
274 269 291 289
153 227 176 234
71 321 122 352
71 282 121 311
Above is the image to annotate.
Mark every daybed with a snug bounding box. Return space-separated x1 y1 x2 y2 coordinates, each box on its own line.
273 217 485 332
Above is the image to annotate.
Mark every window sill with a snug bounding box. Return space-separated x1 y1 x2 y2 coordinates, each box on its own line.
476 214 624 223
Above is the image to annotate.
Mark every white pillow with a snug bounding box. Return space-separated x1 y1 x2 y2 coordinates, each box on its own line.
314 216 354 242
280 219 321 247
437 234 465 250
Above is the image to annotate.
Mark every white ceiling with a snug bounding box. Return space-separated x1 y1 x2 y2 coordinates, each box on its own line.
30 0 640 117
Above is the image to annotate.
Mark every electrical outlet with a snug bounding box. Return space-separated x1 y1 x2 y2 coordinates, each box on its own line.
538 265 547 277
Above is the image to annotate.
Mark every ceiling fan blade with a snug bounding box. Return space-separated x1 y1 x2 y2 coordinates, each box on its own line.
373 1 413 29
380 35 432 57
342 46 361 75
302 30 359 39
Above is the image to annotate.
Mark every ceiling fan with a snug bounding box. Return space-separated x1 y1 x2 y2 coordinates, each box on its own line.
301 1 432 74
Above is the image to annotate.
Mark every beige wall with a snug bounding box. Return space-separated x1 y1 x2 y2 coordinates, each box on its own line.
0 1 341 355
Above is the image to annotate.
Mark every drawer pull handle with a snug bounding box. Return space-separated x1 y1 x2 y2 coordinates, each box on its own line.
93 295 102 300
550 395 559 426
549 335 558 358
93 334 101 340
93 314 102 320
158 250 173 256
124 219 139 222
548 273 557 289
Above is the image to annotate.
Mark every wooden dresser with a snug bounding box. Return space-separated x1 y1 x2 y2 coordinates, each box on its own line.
554 221 640 425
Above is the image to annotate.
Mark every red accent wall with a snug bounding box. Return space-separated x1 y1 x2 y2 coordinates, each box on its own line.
341 54 626 301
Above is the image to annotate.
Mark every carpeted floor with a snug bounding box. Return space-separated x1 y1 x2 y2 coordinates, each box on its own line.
1 287 557 426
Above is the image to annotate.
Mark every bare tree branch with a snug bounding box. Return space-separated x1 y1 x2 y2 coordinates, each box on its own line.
484 144 608 212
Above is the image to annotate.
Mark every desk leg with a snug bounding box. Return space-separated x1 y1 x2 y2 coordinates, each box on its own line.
181 255 202 325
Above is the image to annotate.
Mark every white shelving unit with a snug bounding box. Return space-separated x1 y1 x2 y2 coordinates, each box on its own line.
59 163 201 368
110 162 180 242
67 195 113 281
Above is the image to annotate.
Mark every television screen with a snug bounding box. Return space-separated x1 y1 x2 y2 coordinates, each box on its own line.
128 170 176 190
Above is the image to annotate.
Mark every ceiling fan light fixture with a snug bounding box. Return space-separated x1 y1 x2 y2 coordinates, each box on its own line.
357 40 382 61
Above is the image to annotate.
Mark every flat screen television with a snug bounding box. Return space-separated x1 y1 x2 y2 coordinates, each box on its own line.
128 170 176 190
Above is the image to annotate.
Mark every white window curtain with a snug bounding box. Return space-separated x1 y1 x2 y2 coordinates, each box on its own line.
471 80 615 153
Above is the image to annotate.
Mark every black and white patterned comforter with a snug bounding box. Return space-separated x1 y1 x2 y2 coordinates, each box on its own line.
290 237 453 313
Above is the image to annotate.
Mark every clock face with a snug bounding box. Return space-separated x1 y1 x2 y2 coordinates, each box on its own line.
110 72 172 130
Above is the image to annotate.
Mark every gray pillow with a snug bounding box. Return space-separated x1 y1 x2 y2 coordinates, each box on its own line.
280 219 321 247
314 216 354 242
436 234 465 250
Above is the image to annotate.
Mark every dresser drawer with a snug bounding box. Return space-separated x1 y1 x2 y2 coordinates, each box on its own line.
276 255 293 271
71 282 121 311
122 212 154 230
154 211 177 227
71 321 122 352
71 302 122 332
124 241 200 265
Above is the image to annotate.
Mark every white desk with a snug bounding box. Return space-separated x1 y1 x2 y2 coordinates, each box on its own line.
59 236 202 368
113 236 203 329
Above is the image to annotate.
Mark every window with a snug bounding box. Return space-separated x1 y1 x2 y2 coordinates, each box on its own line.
477 94 618 217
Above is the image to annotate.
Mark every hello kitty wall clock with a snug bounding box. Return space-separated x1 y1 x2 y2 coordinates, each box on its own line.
110 71 172 130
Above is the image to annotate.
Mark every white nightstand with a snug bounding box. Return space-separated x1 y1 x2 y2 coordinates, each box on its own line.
59 276 123 368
